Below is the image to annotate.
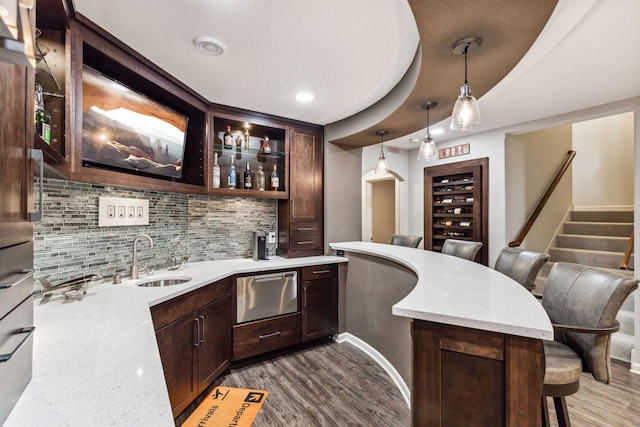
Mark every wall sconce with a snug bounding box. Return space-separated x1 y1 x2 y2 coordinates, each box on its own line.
375 130 389 174
418 101 438 162
450 37 482 131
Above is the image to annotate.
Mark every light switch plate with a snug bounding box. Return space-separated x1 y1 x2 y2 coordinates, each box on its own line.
268 232 276 244
98 197 149 227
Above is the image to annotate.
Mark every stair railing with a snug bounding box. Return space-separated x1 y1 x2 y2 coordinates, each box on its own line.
509 150 576 248
620 230 634 270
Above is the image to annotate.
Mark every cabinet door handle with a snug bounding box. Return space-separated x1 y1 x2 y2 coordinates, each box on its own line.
291 199 295 217
29 148 43 222
296 227 314 231
258 331 281 339
0 326 35 362
296 241 314 245
199 315 205 345
303 287 307 309
311 269 331 275
194 317 201 348
0 269 34 289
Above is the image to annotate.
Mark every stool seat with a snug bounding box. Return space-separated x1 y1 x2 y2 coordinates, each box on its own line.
543 340 582 390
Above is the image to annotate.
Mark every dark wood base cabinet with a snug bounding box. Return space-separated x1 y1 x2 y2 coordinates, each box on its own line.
151 279 232 417
411 320 543 427
232 313 302 360
301 265 338 341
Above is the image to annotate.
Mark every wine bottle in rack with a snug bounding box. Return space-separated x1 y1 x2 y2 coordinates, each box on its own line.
228 156 236 189
262 136 272 154
271 164 279 190
212 152 220 188
243 128 250 151
35 84 51 144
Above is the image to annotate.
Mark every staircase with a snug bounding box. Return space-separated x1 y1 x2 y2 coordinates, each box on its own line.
536 210 636 362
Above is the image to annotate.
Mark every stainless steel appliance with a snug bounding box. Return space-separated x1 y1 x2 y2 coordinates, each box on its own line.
236 271 297 323
253 231 268 261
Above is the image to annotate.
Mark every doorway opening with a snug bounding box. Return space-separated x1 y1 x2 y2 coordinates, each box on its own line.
362 170 404 244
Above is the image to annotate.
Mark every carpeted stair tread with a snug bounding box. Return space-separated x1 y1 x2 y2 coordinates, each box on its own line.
563 221 633 237
571 210 634 223
556 233 630 252
611 332 635 362
548 247 634 270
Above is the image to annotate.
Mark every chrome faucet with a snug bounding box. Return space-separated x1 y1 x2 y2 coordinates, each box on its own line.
131 234 153 280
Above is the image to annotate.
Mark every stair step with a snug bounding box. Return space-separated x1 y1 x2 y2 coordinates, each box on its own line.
617 310 635 336
622 293 635 312
556 234 630 252
571 210 634 223
548 247 634 270
563 221 633 237
611 332 635 363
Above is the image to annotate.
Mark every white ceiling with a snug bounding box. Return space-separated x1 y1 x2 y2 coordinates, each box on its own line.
72 0 640 148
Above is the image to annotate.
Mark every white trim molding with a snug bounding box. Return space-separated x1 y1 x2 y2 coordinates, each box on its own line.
334 332 411 408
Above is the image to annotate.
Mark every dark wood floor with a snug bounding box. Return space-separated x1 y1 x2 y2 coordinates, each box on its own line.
218 341 410 426
179 341 640 426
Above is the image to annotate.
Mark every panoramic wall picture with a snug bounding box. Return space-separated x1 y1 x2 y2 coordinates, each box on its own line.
81 66 188 180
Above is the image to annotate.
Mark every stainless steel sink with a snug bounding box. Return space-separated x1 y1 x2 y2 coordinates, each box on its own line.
136 276 192 287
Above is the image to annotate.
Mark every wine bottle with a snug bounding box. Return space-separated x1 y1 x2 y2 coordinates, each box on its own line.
257 164 265 191
35 84 51 144
228 156 236 189
262 136 272 154
223 125 233 148
212 152 221 188
271 164 279 190
244 162 252 189
243 128 250 151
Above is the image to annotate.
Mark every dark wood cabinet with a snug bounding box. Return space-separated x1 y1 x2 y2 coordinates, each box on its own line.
278 125 324 257
151 279 231 417
301 264 337 341
411 320 543 427
424 158 488 265
232 313 301 360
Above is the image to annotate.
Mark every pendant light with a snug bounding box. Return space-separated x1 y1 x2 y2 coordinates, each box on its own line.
450 37 482 131
418 101 438 162
375 130 389 174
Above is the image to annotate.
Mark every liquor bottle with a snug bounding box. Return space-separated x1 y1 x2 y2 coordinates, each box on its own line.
212 152 221 188
243 162 252 189
257 164 265 191
223 125 233 148
271 164 279 190
243 128 250 151
262 136 272 154
35 84 51 144
236 135 243 150
228 156 236 189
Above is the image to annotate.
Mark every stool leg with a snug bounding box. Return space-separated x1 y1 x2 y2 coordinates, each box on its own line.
553 396 571 427
541 396 550 427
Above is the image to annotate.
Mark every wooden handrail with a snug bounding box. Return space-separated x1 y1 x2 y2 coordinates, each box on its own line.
509 150 576 247
620 230 634 270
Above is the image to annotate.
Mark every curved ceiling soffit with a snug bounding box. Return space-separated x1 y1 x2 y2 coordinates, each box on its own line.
327 0 559 149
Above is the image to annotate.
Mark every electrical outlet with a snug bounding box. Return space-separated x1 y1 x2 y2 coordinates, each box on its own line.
268 232 276 244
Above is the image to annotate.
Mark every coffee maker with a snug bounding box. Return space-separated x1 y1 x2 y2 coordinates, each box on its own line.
253 231 268 260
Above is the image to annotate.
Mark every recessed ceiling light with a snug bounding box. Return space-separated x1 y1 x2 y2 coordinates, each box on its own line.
295 92 314 102
430 128 445 135
193 35 225 56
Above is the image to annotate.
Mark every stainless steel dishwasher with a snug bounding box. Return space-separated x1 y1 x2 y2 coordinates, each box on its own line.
236 271 298 323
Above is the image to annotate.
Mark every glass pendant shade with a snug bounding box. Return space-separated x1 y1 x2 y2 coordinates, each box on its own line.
450 83 481 131
418 134 437 162
375 152 389 174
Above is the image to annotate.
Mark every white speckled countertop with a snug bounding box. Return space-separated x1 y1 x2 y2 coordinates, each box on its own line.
330 241 553 340
4 256 345 427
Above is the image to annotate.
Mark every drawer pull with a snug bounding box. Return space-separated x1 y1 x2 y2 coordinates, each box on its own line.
296 241 314 245
0 326 35 363
312 269 331 274
296 227 314 231
194 318 201 347
0 270 34 289
29 149 43 222
259 331 281 339
199 315 205 345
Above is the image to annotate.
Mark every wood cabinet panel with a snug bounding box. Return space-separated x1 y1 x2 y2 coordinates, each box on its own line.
301 277 337 342
197 295 231 391
300 264 337 282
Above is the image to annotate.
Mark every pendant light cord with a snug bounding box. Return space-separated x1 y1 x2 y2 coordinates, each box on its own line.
463 44 469 85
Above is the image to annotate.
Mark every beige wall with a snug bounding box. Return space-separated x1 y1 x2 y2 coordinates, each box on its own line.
505 125 573 253
572 112 634 208
371 180 396 243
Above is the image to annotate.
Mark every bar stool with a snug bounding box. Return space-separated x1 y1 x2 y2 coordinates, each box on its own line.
494 247 549 292
390 234 422 248
440 239 482 261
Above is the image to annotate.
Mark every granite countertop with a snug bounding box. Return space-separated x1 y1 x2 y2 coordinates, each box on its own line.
5 256 346 427
330 241 553 340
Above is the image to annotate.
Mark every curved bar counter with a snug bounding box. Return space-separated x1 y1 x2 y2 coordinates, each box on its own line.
330 241 553 427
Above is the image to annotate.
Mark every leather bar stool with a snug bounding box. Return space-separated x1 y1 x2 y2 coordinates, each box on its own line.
390 234 422 248
494 247 550 292
540 262 638 427
440 239 482 261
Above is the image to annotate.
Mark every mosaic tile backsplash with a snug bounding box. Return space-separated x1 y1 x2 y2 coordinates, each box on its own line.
34 178 277 288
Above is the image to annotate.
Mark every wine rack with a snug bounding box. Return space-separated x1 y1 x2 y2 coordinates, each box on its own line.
424 158 488 265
